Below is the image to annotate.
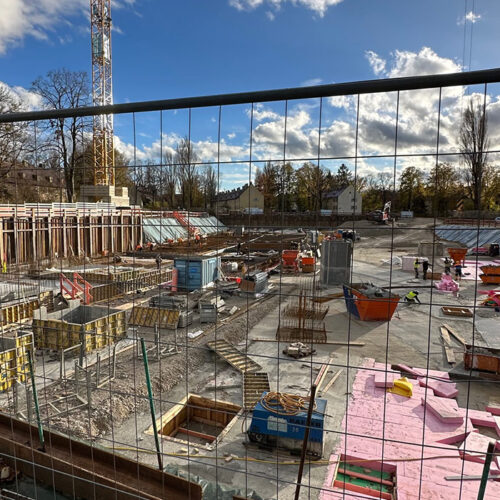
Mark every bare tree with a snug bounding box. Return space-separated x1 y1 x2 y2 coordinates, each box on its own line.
32 69 91 202
0 86 31 171
460 100 489 211
176 137 199 209
200 165 217 210
162 150 177 209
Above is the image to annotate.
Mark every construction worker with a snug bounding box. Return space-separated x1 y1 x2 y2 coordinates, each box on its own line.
444 257 452 275
237 240 241 255
414 258 420 279
195 232 201 247
155 254 162 270
404 290 421 304
454 261 463 281
1 260 6 273
422 260 430 280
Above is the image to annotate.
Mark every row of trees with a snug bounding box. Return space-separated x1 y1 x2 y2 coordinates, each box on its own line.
1 68 498 213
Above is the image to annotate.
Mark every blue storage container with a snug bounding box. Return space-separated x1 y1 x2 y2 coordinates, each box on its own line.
174 256 220 291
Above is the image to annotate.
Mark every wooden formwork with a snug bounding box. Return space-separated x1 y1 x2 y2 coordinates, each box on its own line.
129 306 180 329
0 331 34 392
148 393 242 450
0 204 142 265
0 291 53 327
32 307 127 352
90 268 172 303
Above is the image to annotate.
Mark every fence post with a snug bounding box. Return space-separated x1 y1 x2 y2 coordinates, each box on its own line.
27 350 45 452
140 337 163 470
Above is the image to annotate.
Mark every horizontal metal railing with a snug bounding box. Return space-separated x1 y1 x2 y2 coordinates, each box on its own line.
1 68 500 123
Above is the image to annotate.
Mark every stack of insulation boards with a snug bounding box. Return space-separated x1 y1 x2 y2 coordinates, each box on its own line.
33 305 126 352
0 331 33 391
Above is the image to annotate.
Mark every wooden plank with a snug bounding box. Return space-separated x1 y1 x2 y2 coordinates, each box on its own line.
444 346 456 364
176 427 216 443
251 338 364 346
440 326 452 346
443 324 467 346
311 292 344 303
320 369 343 395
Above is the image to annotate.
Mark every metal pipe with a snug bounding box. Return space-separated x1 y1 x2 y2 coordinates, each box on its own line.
27 350 45 452
477 441 496 500
1 68 500 123
294 383 317 500
140 337 163 471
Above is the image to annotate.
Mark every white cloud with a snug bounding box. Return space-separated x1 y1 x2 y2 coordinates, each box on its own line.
365 51 386 76
0 0 135 55
301 77 323 87
0 81 42 111
229 0 343 18
458 11 481 25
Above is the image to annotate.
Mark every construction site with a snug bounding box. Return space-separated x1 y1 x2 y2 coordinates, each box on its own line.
0 2 500 500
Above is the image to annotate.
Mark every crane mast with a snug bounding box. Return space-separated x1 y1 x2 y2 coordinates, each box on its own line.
90 0 114 187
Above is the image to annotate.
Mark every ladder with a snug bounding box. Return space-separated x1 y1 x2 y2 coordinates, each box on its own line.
60 272 93 305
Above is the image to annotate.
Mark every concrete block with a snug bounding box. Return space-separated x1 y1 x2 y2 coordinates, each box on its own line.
421 395 463 424
418 378 458 399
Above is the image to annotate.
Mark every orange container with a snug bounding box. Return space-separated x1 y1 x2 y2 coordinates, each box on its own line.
343 284 400 321
448 248 467 265
480 274 500 284
480 265 500 276
282 250 299 266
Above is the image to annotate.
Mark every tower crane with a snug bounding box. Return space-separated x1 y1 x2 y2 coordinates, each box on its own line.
90 0 114 187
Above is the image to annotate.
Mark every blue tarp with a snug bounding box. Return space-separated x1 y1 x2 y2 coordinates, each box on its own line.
435 225 500 247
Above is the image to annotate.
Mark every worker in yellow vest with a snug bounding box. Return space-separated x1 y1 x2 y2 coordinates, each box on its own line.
1 261 6 273
413 258 420 279
404 290 421 304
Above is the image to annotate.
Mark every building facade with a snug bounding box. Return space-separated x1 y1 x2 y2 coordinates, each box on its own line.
323 185 362 215
215 183 264 212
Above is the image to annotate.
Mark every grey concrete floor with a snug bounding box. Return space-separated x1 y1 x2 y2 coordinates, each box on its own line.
92 232 500 499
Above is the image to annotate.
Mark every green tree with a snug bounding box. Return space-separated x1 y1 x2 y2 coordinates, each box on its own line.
336 163 353 188
255 161 279 211
426 163 462 217
399 166 425 213
460 100 489 210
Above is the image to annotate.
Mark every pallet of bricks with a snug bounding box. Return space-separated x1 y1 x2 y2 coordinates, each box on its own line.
0 331 33 391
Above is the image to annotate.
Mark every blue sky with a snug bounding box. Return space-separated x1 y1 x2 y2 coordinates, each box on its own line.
1 0 500 187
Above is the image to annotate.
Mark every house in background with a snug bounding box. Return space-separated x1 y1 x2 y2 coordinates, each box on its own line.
0 162 65 203
323 185 362 215
215 183 264 212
